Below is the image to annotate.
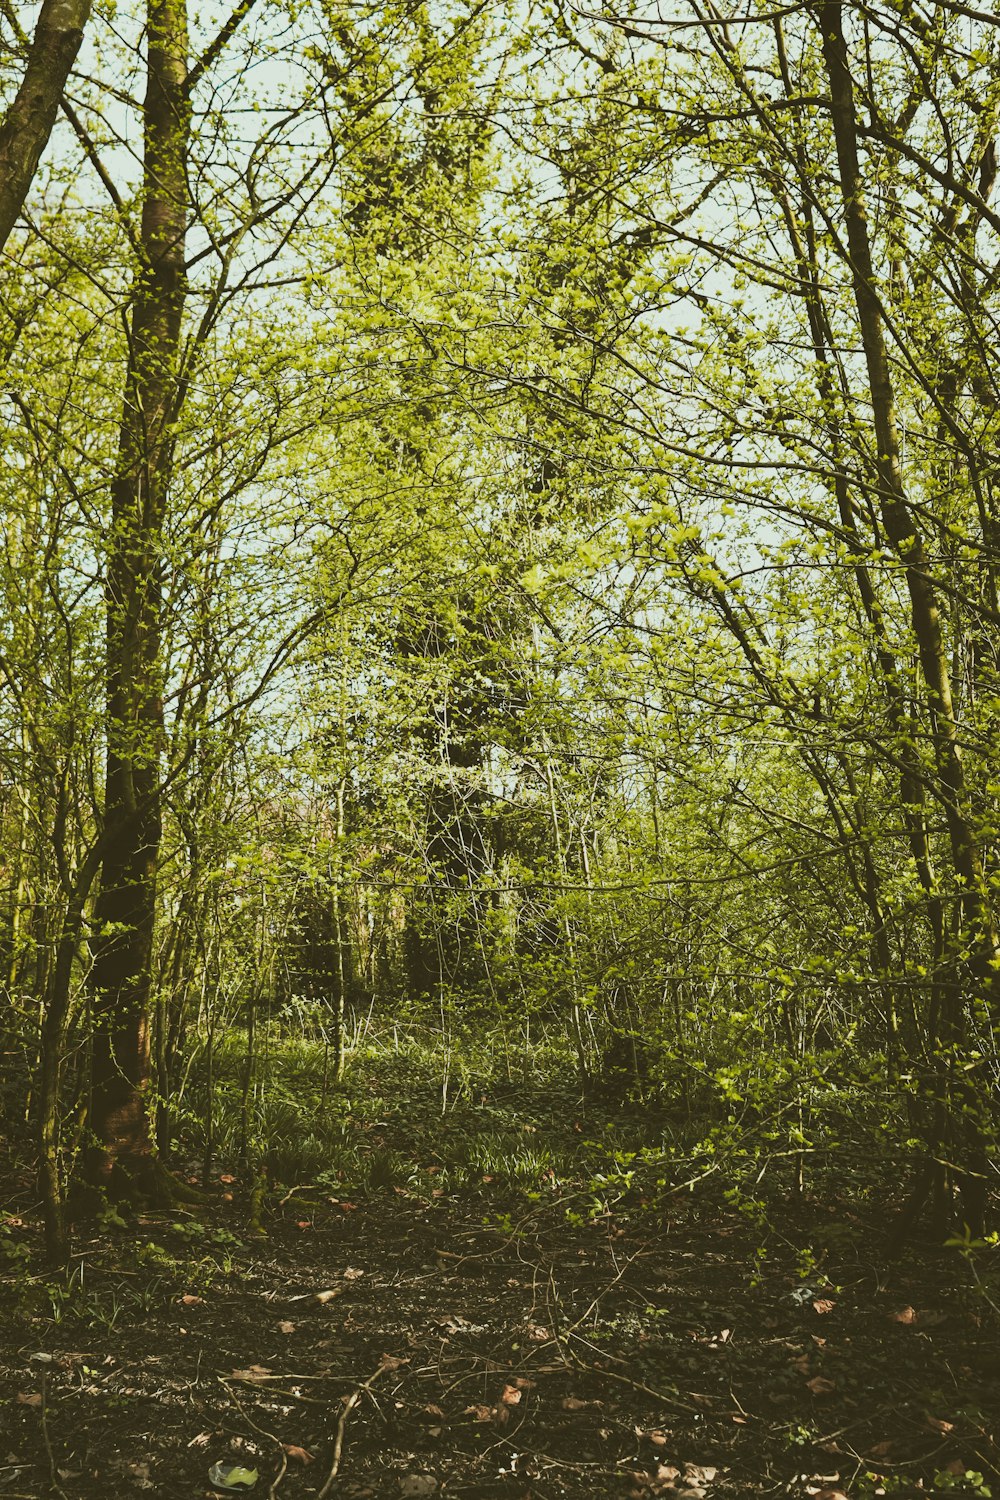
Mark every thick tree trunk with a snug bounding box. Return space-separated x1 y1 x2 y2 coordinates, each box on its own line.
88 0 189 1192
0 0 92 255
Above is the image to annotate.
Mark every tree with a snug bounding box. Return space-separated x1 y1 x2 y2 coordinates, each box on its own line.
0 0 92 256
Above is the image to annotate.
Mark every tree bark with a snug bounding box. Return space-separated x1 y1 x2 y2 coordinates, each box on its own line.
818 0 998 1232
88 0 189 1192
0 0 92 255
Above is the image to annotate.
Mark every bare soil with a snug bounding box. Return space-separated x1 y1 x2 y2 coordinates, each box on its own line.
1 1181 997 1499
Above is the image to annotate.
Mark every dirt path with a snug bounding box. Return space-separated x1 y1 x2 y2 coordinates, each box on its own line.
1 1190 997 1498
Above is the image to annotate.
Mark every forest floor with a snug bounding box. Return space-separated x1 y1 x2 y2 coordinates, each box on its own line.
1 1159 998 1500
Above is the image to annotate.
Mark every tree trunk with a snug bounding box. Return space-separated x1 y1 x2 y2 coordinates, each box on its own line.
0 0 92 256
88 0 189 1193
819 0 998 1233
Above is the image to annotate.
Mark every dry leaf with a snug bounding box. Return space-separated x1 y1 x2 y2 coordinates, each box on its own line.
562 1396 602 1411
463 1404 493 1422
229 1365 274 1383
180 1293 204 1306
343 1266 364 1280
806 1376 836 1396
281 1445 313 1465
812 1299 836 1315
926 1415 954 1434
379 1354 409 1371
16 1393 41 1408
500 1384 522 1406
869 1441 894 1458
315 1289 342 1304
276 1320 295 1334
889 1306 918 1325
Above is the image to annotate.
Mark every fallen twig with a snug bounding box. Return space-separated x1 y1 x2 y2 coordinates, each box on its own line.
40 1372 68 1500
267 1449 288 1500
316 1360 390 1500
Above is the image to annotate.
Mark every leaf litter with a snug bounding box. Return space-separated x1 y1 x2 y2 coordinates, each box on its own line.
0 1183 996 1499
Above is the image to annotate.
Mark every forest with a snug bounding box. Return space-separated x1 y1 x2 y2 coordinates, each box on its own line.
0 0 999 1495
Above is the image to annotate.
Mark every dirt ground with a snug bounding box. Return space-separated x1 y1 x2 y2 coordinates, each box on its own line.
1 1182 998 1500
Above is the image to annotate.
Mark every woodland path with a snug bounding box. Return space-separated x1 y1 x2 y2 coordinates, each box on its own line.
1 1186 997 1499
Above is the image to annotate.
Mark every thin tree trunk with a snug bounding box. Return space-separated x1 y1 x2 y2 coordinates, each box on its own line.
819 0 997 1233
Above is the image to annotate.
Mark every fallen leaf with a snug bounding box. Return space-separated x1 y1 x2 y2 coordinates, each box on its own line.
281 1446 313 1465
562 1396 602 1410
812 1299 836 1315
208 1462 259 1491
276 1320 296 1334
295 1220 311 1231
379 1353 409 1371
806 1376 836 1396
16 1394 41 1408
889 1305 918 1325
229 1366 274 1383
180 1294 204 1307
464 1404 493 1422
343 1266 364 1280
868 1441 894 1458
925 1415 954 1434
500 1384 523 1407
315 1289 342 1304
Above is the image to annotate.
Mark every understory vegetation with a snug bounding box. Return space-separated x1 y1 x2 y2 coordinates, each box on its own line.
2 0 1000 1491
